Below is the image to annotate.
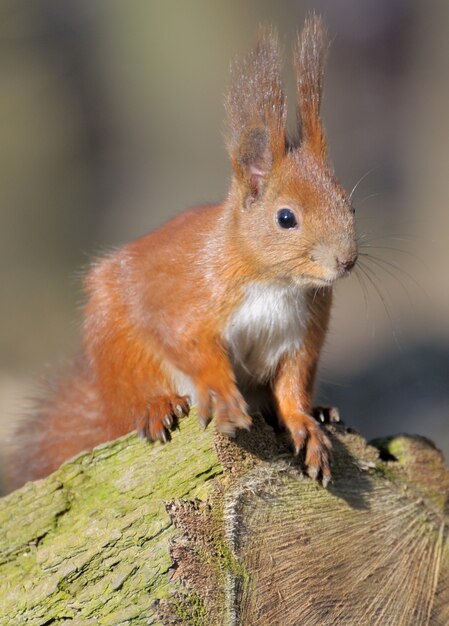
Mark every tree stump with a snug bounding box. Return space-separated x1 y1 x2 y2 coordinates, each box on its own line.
1 413 449 625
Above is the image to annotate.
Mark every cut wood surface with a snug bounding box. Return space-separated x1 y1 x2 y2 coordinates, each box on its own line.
1 412 449 625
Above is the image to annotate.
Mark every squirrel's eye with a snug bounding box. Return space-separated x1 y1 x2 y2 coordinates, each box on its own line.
276 208 298 229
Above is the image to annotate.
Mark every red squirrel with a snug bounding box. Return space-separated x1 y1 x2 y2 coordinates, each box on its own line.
6 16 357 491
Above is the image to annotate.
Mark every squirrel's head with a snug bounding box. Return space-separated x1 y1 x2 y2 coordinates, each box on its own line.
226 16 357 288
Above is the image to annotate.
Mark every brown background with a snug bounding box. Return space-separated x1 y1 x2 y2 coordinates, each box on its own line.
1 0 448 474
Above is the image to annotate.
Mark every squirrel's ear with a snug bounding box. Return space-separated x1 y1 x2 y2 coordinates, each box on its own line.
233 127 272 198
294 14 329 158
226 27 286 202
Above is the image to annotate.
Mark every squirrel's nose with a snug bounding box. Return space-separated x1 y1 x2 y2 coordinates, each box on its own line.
336 255 358 273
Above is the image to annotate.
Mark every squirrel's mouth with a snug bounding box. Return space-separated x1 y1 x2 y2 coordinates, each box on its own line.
300 265 356 287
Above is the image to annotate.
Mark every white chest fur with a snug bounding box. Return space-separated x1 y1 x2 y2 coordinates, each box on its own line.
224 282 310 384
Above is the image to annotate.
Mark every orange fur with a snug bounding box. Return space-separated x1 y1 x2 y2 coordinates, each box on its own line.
274 288 333 483
5 15 358 492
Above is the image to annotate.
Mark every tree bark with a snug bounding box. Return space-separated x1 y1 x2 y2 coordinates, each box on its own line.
1 413 449 625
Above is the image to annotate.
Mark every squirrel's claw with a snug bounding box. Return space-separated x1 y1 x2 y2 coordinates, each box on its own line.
137 394 190 443
288 412 332 487
312 406 340 424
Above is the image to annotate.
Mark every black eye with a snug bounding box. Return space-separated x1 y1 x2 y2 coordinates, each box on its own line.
276 208 298 229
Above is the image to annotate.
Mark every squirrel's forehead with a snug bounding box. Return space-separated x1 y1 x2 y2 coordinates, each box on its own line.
276 151 348 207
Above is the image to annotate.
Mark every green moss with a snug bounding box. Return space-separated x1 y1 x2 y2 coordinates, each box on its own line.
385 438 409 462
370 462 398 482
172 591 209 625
0 412 224 625
369 436 401 460
213 538 249 585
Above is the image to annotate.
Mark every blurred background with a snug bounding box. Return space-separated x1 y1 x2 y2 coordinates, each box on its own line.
1 0 448 482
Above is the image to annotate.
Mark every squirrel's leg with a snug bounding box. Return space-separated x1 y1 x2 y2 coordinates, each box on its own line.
89 320 250 441
164 334 252 436
273 289 333 484
273 352 332 483
87 329 191 442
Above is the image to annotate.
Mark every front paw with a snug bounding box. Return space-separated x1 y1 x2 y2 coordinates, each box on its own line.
196 383 252 437
137 395 190 442
287 413 332 487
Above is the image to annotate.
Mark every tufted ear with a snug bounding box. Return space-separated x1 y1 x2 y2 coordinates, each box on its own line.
294 14 329 158
226 27 286 202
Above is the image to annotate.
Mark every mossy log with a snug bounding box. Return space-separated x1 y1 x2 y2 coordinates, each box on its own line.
1 412 449 625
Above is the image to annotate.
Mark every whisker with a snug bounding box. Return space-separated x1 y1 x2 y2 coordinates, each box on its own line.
359 254 415 309
353 266 370 319
268 255 309 271
355 191 383 207
349 167 378 201
360 244 428 274
357 261 402 349
359 244 420 259
360 253 426 296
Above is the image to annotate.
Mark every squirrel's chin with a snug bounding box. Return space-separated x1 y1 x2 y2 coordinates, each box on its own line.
308 266 355 287
291 274 335 289
310 277 335 288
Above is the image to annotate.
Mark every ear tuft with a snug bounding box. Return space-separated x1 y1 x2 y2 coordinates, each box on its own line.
226 27 286 200
294 13 329 158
